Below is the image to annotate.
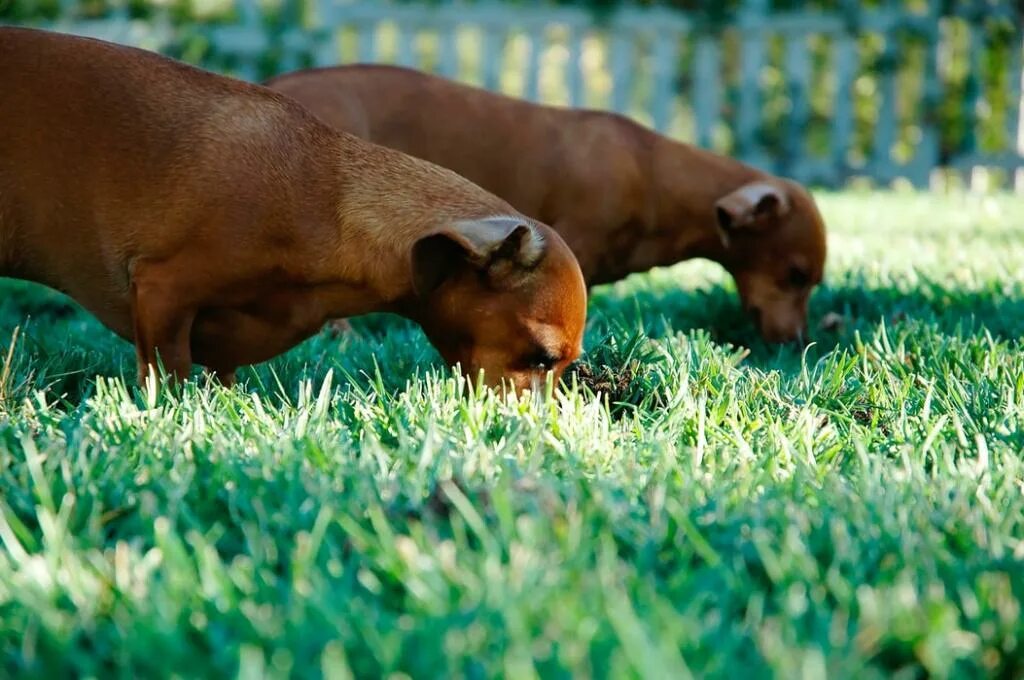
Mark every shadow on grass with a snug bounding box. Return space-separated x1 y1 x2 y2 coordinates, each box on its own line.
589 273 1024 371
2 271 1022 403
0 279 439 405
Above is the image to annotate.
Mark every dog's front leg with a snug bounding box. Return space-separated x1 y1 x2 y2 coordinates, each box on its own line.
203 366 237 388
130 261 197 386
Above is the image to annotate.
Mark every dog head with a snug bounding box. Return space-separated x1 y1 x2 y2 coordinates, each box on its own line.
714 179 827 344
411 216 587 392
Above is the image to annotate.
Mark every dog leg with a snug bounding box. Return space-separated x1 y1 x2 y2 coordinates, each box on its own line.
131 263 197 386
203 366 237 388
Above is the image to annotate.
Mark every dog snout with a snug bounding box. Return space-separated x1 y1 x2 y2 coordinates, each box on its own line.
791 327 811 348
504 371 548 395
762 322 809 345
752 307 808 345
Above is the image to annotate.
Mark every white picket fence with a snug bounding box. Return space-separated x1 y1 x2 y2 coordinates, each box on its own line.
18 0 1024 190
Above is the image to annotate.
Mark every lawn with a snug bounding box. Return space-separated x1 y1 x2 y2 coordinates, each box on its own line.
0 191 1022 678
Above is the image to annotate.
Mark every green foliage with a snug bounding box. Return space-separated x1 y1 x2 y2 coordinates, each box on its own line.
0 192 1023 676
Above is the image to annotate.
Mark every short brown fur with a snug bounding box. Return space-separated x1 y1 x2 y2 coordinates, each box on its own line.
0 29 586 391
267 64 827 343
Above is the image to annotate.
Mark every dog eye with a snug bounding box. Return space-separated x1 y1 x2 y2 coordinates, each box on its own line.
787 266 811 288
525 350 559 371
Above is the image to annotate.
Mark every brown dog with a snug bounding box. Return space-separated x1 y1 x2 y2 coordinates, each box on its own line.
0 29 586 391
267 65 827 343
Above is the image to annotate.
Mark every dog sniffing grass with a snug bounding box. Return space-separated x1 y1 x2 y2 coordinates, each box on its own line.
0 192 1022 677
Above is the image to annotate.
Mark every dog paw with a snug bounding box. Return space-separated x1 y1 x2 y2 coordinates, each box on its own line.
324 318 353 338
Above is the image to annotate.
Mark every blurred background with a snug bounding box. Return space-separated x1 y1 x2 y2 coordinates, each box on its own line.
3 0 1022 191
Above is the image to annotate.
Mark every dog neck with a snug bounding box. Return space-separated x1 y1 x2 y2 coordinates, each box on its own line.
640 134 765 270
312 136 514 320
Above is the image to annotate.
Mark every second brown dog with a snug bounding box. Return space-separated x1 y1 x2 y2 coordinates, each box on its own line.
268 64 828 343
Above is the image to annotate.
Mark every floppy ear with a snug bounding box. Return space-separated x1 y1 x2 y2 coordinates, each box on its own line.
714 182 790 246
411 217 545 295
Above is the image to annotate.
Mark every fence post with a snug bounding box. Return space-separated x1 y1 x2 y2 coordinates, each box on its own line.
737 0 770 171
608 31 634 115
693 35 721 150
831 5 858 185
310 0 340 67
911 0 943 189
481 23 504 92
961 15 984 163
207 0 267 81
523 21 542 102
782 30 810 179
395 22 416 68
275 0 306 74
566 26 585 107
870 2 900 185
1006 22 1024 191
437 19 460 79
649 27 679 133
357 19 377 64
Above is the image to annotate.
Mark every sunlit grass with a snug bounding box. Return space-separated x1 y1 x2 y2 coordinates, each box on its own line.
0 191 1022 677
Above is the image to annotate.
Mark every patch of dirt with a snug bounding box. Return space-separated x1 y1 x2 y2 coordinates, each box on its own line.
571 360 640 401
851 406 892 436
852 408 873 425
569 358 666 419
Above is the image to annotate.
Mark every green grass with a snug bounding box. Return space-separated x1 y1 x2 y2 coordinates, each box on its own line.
0 191 1023 678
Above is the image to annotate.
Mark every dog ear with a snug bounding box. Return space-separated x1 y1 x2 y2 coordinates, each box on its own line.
411 217 544 295
714 182 790 246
